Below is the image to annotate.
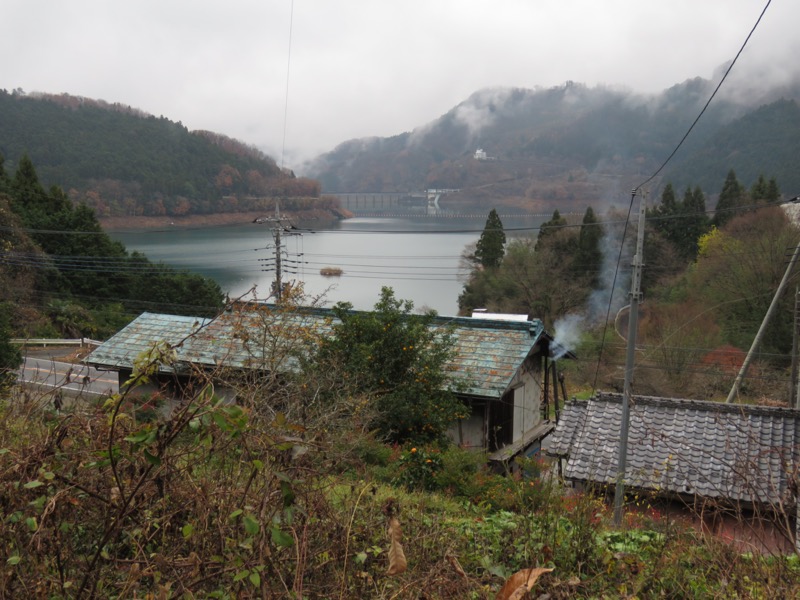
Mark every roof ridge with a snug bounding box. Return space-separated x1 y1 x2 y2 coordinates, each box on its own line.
595 391 800 418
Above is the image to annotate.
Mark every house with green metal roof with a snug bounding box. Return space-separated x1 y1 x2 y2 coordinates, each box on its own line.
85 304 568 462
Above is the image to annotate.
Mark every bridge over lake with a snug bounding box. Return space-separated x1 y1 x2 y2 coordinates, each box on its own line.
330 192 574 219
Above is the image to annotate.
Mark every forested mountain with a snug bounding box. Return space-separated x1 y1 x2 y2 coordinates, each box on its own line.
5 75 797 221
0 155 224 338
303 77 800 207
0 90 325 218
665 98 800 193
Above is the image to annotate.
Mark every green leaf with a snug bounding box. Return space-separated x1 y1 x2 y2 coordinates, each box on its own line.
25 517 37 531
124 429 155 444
143 449 161 466
23 480 44 489
29 495 47 510
355 552 368 565
280 481 296 508
270 526 294 548
233 569 250 582
212 411 231 432
251 459 264 471
6 555 21 566
243 515 260 535
224 405 243 419
228 509 243 520
182 523 194 539
249 572 261 587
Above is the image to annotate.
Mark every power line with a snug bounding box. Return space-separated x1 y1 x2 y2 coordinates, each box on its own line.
634 0 773 191
3 194 791 241
596 0 773 398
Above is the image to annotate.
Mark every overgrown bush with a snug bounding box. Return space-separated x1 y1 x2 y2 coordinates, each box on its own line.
5 314 800 597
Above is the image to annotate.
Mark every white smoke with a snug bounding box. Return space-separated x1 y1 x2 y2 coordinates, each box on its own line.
553 313 585 360
552 206 634 359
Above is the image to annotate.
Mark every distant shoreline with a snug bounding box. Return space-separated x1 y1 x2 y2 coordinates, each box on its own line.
100 208 350 232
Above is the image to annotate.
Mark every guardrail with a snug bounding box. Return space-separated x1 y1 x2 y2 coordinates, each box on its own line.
10 338 103 348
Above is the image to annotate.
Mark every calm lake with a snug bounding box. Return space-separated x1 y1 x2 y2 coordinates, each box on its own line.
111 215 545 316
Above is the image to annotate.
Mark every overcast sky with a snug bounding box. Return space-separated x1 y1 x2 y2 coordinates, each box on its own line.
2 1 798 169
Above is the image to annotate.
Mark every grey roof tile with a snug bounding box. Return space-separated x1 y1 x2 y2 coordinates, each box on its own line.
547 392 800 506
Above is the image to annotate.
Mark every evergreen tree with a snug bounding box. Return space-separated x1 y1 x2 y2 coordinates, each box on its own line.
750 174 768 202
766 177 780 202
650 183 681 245
0 154 9 193
536 209 568 250
10 154 48 220
474 208 506 268
650 182 710 263
659 183 678 213
713 169 746 228
575 206 602 286
4 156 225 332
679 186 710 260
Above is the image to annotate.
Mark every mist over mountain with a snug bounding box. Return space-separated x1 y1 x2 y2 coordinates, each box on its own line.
303 73 800 209
3 68 799 222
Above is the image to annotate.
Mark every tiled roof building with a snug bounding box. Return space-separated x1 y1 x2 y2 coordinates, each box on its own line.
549 392 800 506
86 305 563 460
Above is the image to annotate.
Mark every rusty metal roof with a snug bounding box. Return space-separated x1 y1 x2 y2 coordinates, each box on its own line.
85 306 552 399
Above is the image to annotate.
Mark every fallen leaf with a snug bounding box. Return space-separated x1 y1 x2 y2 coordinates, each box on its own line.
495 567 553 600
447 554 468 580
386 516 407 576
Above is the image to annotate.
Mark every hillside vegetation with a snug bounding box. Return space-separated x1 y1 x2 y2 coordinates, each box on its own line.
0 90 332 219
0 155 225 339
2 294 799 598
459 169 797 403
304 80 800 212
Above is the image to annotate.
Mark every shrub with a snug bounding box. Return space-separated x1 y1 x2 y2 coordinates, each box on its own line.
394 446 443 491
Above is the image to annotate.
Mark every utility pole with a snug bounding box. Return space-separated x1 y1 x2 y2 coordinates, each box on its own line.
613 188 646 527
726 242 800 404
791 287 800 408
255 201 297 302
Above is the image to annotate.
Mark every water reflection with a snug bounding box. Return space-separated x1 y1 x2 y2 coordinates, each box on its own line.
111 216 544 316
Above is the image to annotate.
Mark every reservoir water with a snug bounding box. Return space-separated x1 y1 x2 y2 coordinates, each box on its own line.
111 217 477 315
111 215 545 316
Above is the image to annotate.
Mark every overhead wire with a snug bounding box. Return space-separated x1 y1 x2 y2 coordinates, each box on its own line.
2 194 792 239
592 0 774 395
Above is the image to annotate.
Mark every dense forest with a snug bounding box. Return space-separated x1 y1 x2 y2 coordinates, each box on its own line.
459 169 796 400
0 90 326 218
0 154 225 338
304 80 800 211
